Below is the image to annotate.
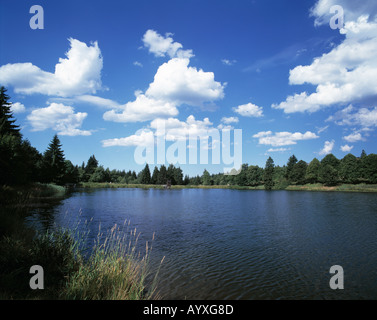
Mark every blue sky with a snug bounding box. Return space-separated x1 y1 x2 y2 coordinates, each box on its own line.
1 0 377 176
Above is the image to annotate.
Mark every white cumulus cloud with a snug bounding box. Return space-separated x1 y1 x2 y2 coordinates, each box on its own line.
27 103 92 136
253 131 319 147
102 129 154 147
104 31 225 123
221 116 239 124
343 132 364 142
340 144 354 152
233 103 263 118
0 38 103 97
319 140 335 155
11 102 26 114
142 29 193 59
273 11 377 113
326 105 377 127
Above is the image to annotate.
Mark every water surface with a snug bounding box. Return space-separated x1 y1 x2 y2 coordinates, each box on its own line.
27 188 377 299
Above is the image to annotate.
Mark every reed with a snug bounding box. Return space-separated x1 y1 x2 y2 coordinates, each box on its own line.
60 219 163 300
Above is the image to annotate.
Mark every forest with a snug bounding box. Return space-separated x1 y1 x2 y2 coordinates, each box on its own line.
1 86 377 190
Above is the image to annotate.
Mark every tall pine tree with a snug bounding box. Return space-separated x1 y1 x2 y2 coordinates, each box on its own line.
0 87 23 184
43 134 66 184
0 87 21 137
264 156 275 190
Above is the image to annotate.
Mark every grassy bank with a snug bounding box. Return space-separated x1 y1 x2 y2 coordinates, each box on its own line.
81 182 264 190
79 182 377 192
0 183 161 300
285 183 377 193
0 183 66 206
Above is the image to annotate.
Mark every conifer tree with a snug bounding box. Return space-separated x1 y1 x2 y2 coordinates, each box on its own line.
0 87 21 137
43 134 66 184
140 164 151 184
264 156 275 190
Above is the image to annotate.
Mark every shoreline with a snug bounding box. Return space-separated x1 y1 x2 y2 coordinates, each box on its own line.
78 182 377 193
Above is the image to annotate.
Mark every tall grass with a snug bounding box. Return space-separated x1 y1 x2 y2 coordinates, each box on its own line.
60 219 164 300
0 201 163 300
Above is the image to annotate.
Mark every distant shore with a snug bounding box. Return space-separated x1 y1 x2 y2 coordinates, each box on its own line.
79 182 377 193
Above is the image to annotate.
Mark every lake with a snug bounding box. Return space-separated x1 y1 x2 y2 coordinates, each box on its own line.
27 188 377 299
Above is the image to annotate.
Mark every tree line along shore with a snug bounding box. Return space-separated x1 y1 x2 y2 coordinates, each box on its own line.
1 85 377 195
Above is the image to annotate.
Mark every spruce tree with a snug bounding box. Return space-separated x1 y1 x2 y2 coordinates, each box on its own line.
140 164 151 184
0 86 21 137
0 87 23 184
43 134 66 184
264 156 275 190
157 165 167 184
151 166 160 184
84 155 99 181
285 154 298 181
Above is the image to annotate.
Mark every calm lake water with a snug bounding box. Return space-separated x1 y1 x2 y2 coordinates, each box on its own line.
27 188 377 299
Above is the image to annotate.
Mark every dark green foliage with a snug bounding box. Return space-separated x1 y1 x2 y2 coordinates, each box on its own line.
264 157 275 190
89 165 107 183
157 165 167 184
151 166 159 184
321 153 340 170
305 158 320 184
43 134 66 184
62 160 79 184
339 153 360 184
285 154 298 181
202 169 212 185
0 87 44 185
247 165 264 186
140 164 151 184
83 155 99 182
0 228 80 299
0 87 20 137
318 154 340 186
318 164 338 186
290 160 308 185
361 154 377 184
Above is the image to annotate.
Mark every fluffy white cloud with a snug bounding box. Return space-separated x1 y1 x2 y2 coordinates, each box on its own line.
273 13 377 113
233 103 263 118
102 130 154 147
326 105 377 127
150 115 214 141
103 93 179 123
103 115 217 148
11 102 26 114
146 58 225 107
221 116 239 124
142 30 193 59
340 144 354 152
319 140 335 155
253 131 319 147
27 103 91 136
343 132 364 142
0 38 103 97
105 32 225 123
